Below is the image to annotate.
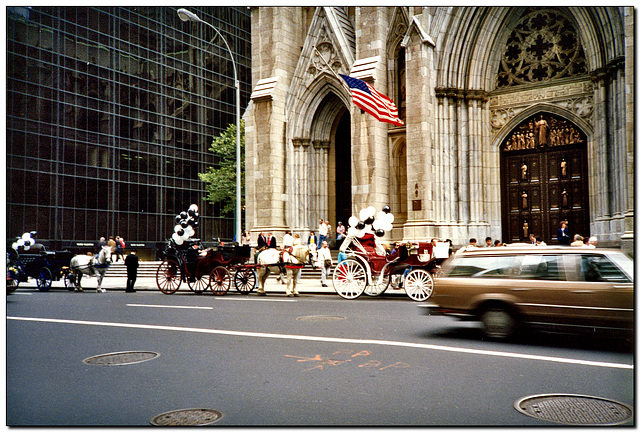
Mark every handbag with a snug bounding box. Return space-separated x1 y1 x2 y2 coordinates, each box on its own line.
324 259 332 268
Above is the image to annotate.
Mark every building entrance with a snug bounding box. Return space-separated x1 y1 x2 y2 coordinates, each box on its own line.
334 111 351 229
501 113 589 244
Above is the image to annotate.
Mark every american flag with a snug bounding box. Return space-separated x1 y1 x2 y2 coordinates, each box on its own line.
340 74 403 126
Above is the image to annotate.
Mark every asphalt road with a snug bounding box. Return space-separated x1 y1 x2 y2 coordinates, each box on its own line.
6 279 634 426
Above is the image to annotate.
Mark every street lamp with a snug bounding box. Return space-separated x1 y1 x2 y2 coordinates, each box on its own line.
177 8 242 244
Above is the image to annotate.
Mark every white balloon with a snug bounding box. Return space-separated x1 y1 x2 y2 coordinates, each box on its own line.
355 229 364 238
184 226 195 237
12 242 18 250
172 233 184 245
383 222 393 232
386 213 395 224
372 219 383 231
367 206 376 217
23 245 30 251
348 216 359 228
359 208 368 221
189 204 198 212
347 227 357 237
174 224 183 233
22 232 31 241
17 239 25 247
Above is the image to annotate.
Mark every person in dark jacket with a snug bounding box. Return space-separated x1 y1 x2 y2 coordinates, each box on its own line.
124 250 139 292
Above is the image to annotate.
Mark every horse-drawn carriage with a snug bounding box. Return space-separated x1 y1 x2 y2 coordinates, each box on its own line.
332 233 447 301
7 246 75 292
155 239 257 295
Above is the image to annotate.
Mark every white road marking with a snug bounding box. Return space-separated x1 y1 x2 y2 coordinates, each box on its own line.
127 304 213 310
215 297 296 302
7 316 633 370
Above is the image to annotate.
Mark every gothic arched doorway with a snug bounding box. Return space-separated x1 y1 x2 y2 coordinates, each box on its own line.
332 109 351 229
501 113 589 244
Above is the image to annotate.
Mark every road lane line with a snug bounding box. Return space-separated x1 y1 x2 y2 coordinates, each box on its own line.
126 304 213 310
215 298 296 302
7 316 632 370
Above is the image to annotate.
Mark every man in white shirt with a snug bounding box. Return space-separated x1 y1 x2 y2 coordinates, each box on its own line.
318 219 328 247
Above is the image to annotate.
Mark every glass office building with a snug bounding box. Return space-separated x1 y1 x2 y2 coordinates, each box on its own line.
6 6 251 257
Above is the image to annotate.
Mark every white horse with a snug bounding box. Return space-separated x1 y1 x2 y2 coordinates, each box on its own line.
256 245 310 296
70 245 112 292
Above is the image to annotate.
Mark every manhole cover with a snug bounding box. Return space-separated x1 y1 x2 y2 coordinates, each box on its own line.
515 394 633 425
150 408 223 426
83 351 160 366
296 315 345 321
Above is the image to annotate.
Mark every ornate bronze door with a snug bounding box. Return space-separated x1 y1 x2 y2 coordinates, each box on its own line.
501 113 589 244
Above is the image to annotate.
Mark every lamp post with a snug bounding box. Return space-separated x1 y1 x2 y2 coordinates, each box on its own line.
178 8 242 244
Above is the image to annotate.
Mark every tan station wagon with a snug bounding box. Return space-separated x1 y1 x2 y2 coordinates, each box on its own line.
419 246 634 338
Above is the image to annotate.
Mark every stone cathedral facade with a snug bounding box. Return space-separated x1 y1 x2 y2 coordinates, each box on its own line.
244 7 634 249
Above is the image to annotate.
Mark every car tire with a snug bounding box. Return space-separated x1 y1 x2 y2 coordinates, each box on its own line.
480 306 517 339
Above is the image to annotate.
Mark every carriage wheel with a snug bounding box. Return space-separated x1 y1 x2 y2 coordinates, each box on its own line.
7 278 18 293
364 273 390 297
234 268 257 294
332 259 367 299
156 259 182 294
404 269 434 302
63 273 75 290
209 266 231 296
187 273 211 294
36 267 53 292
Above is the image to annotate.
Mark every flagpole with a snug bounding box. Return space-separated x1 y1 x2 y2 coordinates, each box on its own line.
312 46 352 93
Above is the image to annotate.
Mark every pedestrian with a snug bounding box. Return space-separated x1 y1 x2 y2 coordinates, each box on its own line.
529 233 536 245
535 237 547 246
293 233 302 246
317 241 332 287
557 220 570 245
584 236 598 248
267 232 277 248
571 234 584 247
124 250 139 292
282 230 293 250
107 236 117 261
494 239 502 247
242 231 251 246
318 219 328 247
308 230 318 266
456 238 477 255
484 237 493 247
257 232 267 250
336 221 346 247
97 236 107 251
113 236 124 262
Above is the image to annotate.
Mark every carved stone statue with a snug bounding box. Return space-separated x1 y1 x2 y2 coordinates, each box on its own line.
521 191 528 210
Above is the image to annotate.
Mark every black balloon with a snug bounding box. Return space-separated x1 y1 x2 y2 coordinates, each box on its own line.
356 221 365 230
364 216 374 225
187 218 196 227
180 211 188 219
175 215 181 224
375 229 385 237
188 209 196 217
382 205 391 213
193 212 199 220
192 219 199 228
177 229 185 236
180 220 189 228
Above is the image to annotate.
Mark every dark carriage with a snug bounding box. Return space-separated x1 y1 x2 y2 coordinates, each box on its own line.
7 246 74 292
155 239 257 295
332 233 449 301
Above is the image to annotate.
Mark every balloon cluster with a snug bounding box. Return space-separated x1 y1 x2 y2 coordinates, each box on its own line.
12 231 38 251
347 205 394 238
171 204 199 245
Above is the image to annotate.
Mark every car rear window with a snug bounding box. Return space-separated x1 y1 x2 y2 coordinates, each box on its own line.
446 254 564 280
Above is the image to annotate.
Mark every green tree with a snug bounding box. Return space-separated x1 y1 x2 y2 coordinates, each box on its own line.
199 120 244 217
